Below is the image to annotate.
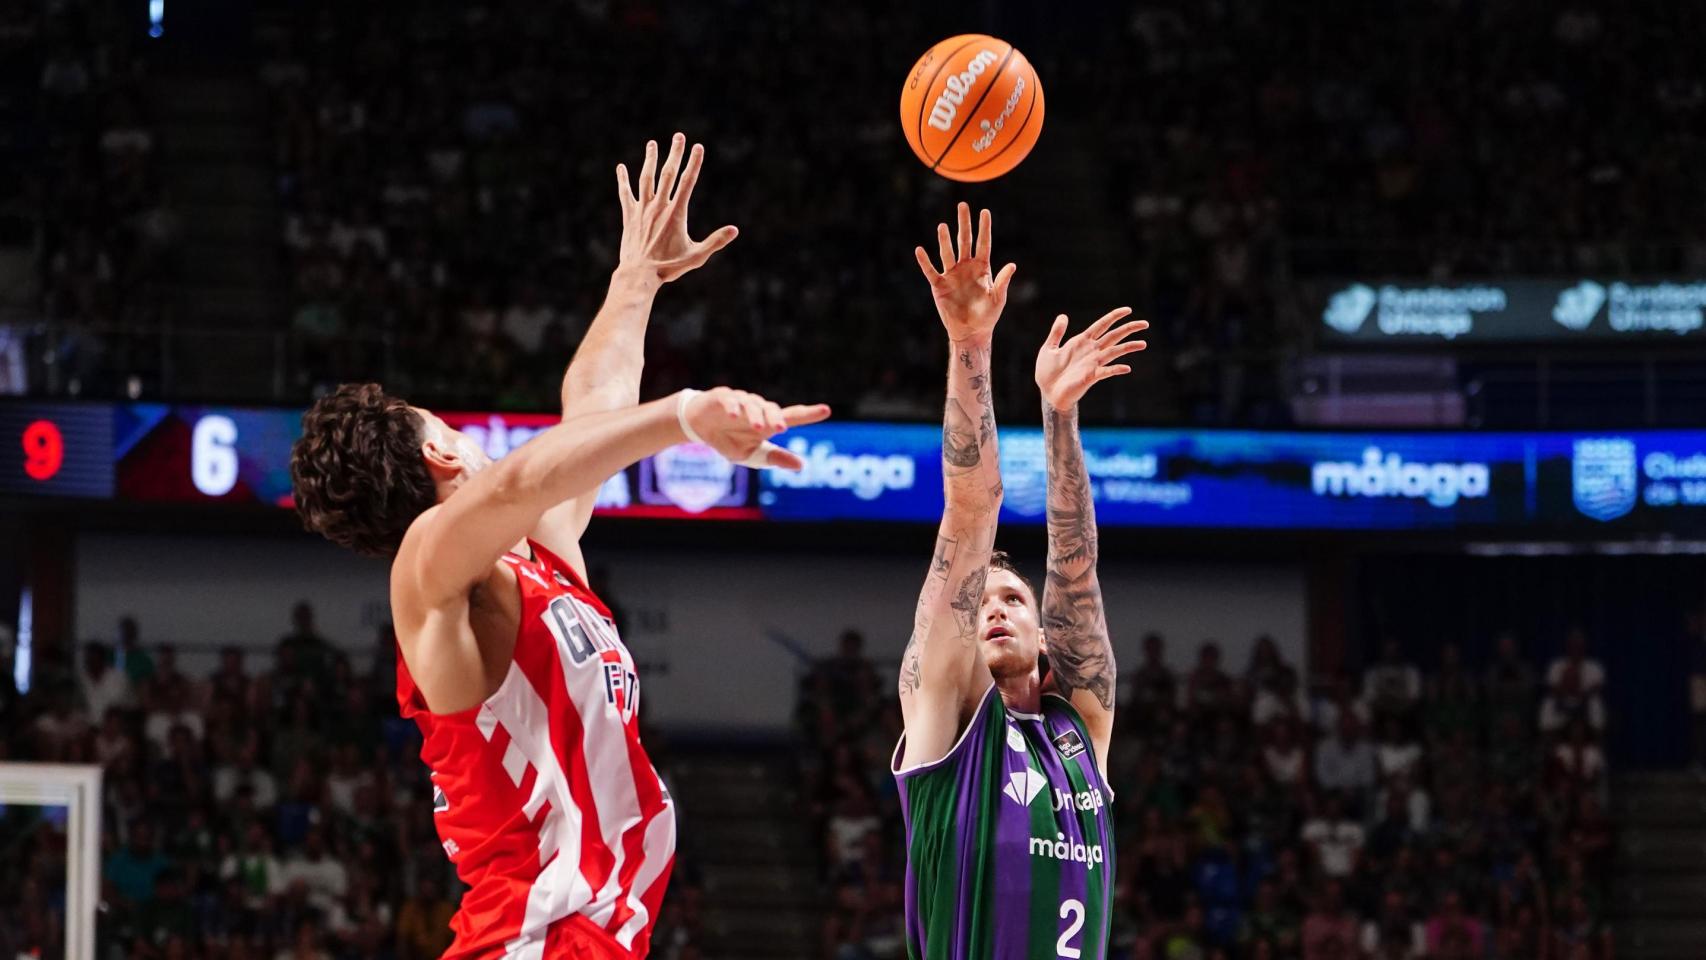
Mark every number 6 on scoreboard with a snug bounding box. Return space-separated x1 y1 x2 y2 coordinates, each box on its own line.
191 415 239 497
1058 898 1084 958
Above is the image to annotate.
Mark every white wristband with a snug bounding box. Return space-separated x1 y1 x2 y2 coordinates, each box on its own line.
676 389 705 445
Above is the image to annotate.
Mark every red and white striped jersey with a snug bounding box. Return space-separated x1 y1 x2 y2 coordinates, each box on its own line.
397 540 675 959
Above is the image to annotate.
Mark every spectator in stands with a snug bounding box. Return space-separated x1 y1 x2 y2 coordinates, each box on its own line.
1362 639 1422 722
1366 786 1422 865
1548 627 1606 697
386 869 450 958
819 629 880 721
1360 888 1423 959
1244 634 1287 695
30 682 89 767
1309 673 1368 740
117 615 154 688
106 819 170 909
1251 665 1306 729
821 882 884 960
1485 632 1537 733
1127 632 1178 731
95 706 135 767
1300 793 1364 880
1185 642 1235 718
1540 664 1607 735
825 789 882 879
1551 720 1608 797
1300 880 1359 960
1373 716 1424 784
143 647 204 750
276 601 333 690
215 731 280 808
1260 716 1307 787
1238 880 1300 956
78 641 133 719
1423 642 1479 747
1424 890 1486 957
210 645 255 718
278 826 348 914
1314 714 1377 798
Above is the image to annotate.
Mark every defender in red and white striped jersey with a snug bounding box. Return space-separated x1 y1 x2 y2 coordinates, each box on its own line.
290 134 829 958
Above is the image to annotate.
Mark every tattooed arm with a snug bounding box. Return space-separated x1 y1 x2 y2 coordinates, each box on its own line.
1033 308 1150 772
897 204 1013 770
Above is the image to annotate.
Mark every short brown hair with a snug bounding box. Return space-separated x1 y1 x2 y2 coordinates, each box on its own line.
290 383 437 557
988 549 1037 602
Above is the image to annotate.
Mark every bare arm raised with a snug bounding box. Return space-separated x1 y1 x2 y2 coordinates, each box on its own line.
533 134 740 577
395 389 827 713
1034 308 1149 773
897 204 1015 769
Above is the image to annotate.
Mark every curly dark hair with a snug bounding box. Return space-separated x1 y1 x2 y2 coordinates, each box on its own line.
290 383 438 557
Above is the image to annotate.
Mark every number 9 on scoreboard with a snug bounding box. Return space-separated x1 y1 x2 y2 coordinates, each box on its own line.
0 404 113 498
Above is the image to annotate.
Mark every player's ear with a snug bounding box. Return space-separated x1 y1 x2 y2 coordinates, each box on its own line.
420 437 463 482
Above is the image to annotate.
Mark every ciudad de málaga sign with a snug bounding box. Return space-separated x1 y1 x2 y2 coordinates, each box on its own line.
1317 278 1706 342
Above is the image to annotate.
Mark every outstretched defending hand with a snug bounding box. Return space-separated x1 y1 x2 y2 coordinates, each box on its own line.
616 133 739 283
1034 308 1149 412
682 387 831 470
914 202 1017 342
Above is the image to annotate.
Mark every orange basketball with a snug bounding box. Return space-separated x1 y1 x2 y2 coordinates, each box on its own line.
899 34 1045 182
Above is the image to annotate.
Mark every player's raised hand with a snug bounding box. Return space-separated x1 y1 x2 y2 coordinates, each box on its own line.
1034 308 1149 412
914 202 1017 342
683 387 832 470
616 133 739 283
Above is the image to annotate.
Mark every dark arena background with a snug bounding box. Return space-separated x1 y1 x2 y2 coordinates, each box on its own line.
2 0 1705 958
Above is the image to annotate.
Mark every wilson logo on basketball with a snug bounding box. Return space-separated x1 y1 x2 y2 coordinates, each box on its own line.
926 48 1000 131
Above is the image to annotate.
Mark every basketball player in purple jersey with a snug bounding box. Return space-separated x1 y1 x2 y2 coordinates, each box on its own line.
892 202 1147 960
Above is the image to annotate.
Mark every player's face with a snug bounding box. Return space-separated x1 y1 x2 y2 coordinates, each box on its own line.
978 568 1041 680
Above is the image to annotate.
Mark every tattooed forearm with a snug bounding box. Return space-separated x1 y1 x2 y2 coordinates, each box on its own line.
970 372 995 447
948 569 987 644
1042 403 1116 711
1045 406 1097 569
943 398 981 469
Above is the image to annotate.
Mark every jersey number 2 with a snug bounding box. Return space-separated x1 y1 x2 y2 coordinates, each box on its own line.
1058 898 1085 958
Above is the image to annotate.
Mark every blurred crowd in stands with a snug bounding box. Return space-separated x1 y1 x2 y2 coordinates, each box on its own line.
797 628 1616 960
9 1 1706 423
0 601 707 960
2 0 177 396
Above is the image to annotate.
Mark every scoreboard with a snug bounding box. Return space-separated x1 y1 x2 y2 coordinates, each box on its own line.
0 404 114 498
